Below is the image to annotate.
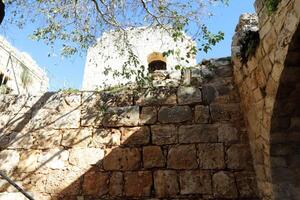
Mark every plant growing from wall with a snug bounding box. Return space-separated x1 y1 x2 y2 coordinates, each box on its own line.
239 30 260 64
20 66 32 89
265 0 280 14
59 87 80 94
0 85 9 94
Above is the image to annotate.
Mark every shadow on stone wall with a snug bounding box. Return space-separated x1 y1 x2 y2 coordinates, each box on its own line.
0 62 258 200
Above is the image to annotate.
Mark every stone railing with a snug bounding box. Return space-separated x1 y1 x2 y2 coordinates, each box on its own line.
232 0 300 199
0 59 258 200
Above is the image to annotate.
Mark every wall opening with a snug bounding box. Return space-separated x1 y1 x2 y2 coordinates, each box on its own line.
270 25 300 199
147 52 167 73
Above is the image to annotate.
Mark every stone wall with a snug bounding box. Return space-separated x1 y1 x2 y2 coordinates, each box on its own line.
0 59 258 200
0 36 49 95
82 27 196 90
232 0 300 199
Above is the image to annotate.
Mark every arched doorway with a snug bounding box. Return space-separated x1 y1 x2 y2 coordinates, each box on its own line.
270 25 300 199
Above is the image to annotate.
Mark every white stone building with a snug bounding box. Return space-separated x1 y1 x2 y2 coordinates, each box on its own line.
0 36 48 95
82 27 197 90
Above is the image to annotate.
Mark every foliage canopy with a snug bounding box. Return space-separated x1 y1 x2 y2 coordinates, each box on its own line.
4 0 228 56
3 0 228 87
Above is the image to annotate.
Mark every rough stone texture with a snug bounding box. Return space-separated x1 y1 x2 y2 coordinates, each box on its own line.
154 170 179 198
198 143 225 169
91 128 121 147
82 170 109 196
102 147 141 170
69 148 104 167
124 171 152 197
139 106 157 124
143 146 165 168
177 86 202 105
227 144 253 169
151 125 177 145
179 170 212 194
231 2 300 199
0 150 19 175
109 172 123 197
0 58 257 199
102 106 139 127
178 125 218 143
167 145 198 169
195 105 210 123
158 106 193 123
120 126 150 146
213 171 238 198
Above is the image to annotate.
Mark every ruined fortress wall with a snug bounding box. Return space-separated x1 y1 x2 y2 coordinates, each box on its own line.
0 60 257 200
0 36 49 95
232 0 300 199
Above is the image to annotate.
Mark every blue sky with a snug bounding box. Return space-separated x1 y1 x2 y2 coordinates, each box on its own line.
0 0 255 91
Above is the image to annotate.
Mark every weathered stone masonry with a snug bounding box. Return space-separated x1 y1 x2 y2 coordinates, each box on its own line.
0 60 258 199
232 0 300 199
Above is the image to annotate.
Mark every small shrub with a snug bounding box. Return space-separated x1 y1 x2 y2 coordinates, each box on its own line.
239 30 260 64
59 88 80 94
265 0 280 14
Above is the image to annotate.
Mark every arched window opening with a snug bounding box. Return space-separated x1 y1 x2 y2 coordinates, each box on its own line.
147 52 167 73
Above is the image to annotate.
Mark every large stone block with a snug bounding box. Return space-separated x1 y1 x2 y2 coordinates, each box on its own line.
139 106 157 125
213 171 238 198
154 170 179 197
198 143 225 169
5 132 34 149
69 148 104 167
178 125 218 144
102 106 139 127
81 91 133 126
202 85 217 104
0 113 32 132
167 145 198 169
134 87 177 106
124 171 152 197
179 170 212 195
195 105 210 123
32 108 81 129
39 93 81 110
17 150 40 172
143 146 165 168
120 126 150 146
103 147 141 170
210 103 241 122
32 129 62 149
217 124 239 144
61 128 92 148
109 172 123 197
177 86 202 105
158 106 192 123
91 128 121 147
81 93 103 127
0 150 20 175
29 93 81 129
227 144 253 169
38 148 69 170
45 169 82 195
82 169 109 196
235 172 258 198
151 125 178 145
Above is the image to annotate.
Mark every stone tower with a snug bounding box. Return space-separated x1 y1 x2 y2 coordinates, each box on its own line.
82 27 196 90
